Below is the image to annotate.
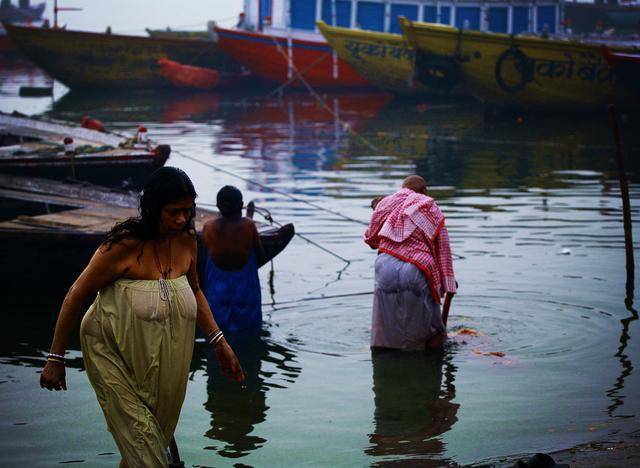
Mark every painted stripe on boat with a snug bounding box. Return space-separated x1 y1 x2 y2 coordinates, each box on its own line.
217 29 330 52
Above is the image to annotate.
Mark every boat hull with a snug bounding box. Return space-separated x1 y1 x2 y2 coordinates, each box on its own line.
602 48 640 96
215 26 371 89
400 19 638 110
0 156 167 189
0 111 170 188
0 174 294 298
4 23 236 89
317 21 440 97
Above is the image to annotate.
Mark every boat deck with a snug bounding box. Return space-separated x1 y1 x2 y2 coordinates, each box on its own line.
0 173 215 235
0 112 169 188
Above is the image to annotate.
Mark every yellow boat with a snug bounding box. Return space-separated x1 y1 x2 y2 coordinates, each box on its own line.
399 17 639 109
317 20 455 97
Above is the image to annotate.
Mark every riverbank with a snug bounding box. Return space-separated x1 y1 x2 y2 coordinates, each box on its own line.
470 426 640 467
551 428 640 467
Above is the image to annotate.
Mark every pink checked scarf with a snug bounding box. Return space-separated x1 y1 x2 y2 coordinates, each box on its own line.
364 188 456 303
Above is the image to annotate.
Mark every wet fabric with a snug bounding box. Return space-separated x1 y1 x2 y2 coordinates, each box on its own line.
371 253 445 350
204 250 262 332
79 276 197 468
365 188 456 303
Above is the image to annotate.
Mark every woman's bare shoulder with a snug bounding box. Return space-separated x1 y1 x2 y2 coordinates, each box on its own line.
94 239 143 268
175 231 197 249
100 237 143 251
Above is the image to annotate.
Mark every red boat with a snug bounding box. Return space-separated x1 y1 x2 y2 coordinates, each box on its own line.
214 26 371 89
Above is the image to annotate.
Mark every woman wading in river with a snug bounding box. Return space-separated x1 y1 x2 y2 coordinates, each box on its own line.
40 167 244 467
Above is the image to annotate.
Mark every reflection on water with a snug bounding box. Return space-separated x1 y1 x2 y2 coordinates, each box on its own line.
607 292 638 418
198 332 301 459
1 54 639 466
367 351 459 466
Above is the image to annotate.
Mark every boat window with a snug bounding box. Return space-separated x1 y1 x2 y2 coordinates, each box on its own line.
356 1 385 31
488 6 508 33
321 0 352 27
536 5 556 33
512 6 530 34
440 6 451 25
423 6 437 23
389 4 418 34
291 0 317 30
455 6 481 30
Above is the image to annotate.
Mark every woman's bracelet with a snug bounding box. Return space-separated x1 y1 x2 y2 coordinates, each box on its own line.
48 352 65 360
208 329 224 347
47 357 65 365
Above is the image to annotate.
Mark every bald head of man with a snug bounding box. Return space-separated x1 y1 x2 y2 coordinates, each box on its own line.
402 175 428 195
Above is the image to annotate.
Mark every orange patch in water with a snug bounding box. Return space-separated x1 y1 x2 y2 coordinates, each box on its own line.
472 349 506 358
451 327 480 337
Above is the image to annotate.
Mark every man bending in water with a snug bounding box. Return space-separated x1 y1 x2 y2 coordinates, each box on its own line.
202 186 264 332
365 175 456 350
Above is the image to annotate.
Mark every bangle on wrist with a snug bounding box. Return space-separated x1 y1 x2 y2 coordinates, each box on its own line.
208 329 224 347
47 357 65 365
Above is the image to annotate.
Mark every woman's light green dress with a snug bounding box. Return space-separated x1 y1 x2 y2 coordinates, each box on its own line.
80 276 197 467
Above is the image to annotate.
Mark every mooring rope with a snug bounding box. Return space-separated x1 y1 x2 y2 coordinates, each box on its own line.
197 200 352 264
175 149 369 226
265 33 380 153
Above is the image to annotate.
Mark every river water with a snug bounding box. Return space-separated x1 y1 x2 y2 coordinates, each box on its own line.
1 58 639 467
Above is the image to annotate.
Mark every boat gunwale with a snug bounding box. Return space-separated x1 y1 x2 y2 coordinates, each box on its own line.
316 20 406 44
3 22 216 46
215 25 332 49
399 17 640 54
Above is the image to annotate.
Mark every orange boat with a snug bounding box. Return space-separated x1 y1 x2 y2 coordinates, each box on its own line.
158 58 221 89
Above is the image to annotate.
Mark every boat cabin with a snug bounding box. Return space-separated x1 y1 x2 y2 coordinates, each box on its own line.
243 0 563 36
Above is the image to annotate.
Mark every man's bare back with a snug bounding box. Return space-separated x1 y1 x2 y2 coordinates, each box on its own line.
203 216 262 270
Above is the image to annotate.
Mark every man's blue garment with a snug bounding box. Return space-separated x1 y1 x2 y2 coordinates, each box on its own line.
204 250 262 332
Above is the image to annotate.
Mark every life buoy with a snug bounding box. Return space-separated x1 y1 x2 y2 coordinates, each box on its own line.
414 50 461 93
495 46 534 94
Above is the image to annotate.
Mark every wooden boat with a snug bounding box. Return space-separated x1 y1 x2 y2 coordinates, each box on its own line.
0 111 170 188
317 20 451 97
3 23 241 89
157 57 252 90
217 0 562 90
602 46 640 95
158 58 222 89
399 17 639 110
0 174 294 290
214 25 371 89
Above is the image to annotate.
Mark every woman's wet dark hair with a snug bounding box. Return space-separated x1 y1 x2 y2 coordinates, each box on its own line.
216 185 243 217
105 167 197 247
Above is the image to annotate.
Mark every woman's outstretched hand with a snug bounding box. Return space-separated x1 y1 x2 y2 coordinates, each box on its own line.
40 361 67 391
214 340 245 382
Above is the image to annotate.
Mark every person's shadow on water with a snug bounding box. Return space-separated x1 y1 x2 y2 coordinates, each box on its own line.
367 350 459 466
200 331 301 459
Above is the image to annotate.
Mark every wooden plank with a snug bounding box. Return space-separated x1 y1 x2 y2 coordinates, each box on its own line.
73 207 136 220
17 210 109 229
